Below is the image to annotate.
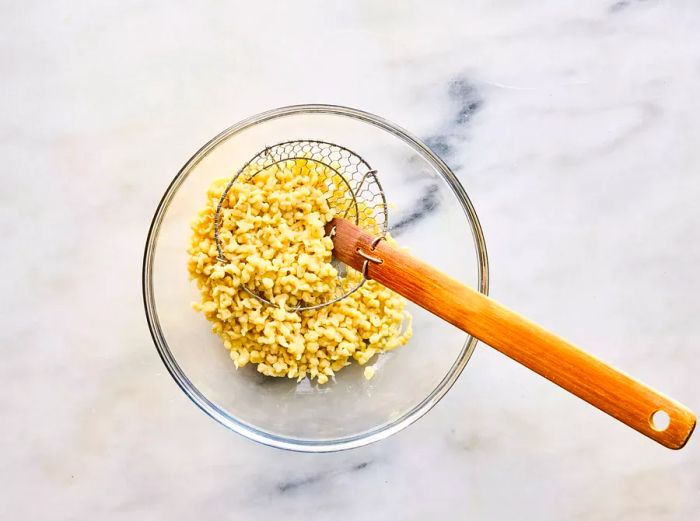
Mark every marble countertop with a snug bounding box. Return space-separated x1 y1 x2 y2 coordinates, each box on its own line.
3 1 699 519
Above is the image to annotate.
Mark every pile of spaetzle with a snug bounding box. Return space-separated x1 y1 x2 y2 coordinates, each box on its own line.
188 159 411 384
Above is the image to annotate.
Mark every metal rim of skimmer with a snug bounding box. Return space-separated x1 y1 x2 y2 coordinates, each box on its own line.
213 139 388 312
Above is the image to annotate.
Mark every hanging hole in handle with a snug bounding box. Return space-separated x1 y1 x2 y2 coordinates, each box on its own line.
650 410 670 431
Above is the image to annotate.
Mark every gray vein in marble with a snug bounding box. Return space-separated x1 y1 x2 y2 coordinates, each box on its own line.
424 77 483 161
276 460 373 494
609 0 649 13
389 184 440 236
610 1 631 11
385 78 482 236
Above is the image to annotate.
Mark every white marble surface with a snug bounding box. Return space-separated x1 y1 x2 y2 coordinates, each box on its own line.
2 0 700 519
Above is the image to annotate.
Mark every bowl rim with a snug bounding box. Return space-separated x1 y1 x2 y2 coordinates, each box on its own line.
142 104 489 452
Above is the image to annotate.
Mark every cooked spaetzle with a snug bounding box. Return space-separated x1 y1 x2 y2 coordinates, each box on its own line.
188 159 411 384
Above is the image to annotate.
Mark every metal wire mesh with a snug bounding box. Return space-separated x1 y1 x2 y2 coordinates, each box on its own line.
214 140 388 311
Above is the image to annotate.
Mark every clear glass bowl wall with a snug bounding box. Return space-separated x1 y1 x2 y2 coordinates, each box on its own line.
143 105 488 451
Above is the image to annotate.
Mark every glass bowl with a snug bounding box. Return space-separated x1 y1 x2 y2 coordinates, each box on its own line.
143 105 488 451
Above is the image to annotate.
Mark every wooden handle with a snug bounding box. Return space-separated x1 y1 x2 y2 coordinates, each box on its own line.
329 218 696 449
